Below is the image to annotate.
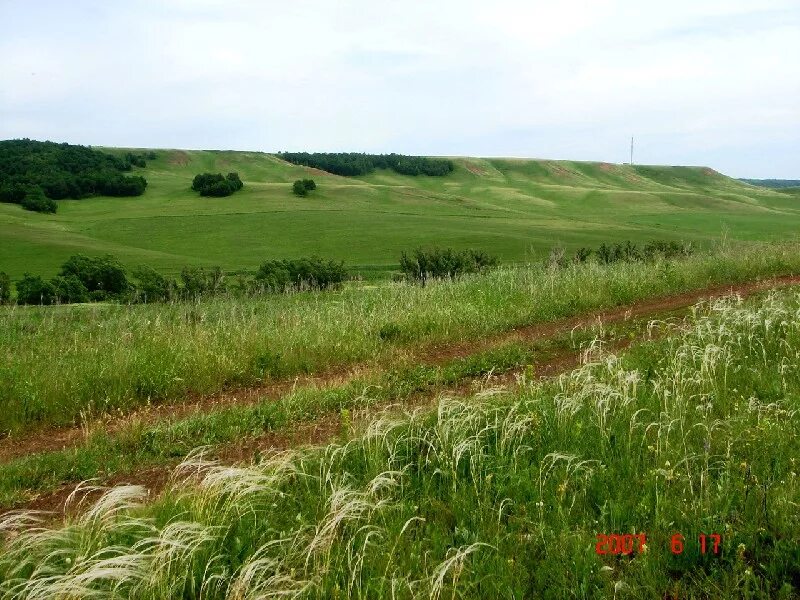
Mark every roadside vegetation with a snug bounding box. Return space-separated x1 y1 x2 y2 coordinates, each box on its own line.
1 289 797 598
0 326 609 507
399 248 499 284
6 254 350 305
1 242 799 434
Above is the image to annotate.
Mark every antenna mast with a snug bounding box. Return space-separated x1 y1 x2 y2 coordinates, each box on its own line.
630 136 634 166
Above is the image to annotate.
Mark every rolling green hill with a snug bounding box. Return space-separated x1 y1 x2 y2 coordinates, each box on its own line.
1 148 799 280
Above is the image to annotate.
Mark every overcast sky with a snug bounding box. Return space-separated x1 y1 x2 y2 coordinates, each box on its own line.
1 0 798 178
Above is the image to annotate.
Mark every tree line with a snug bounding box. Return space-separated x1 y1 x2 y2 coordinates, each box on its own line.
738 179 800 189
0 139 149 213
0 248 497 305
0 239 694 306
278 152 455 177
0 254 350 305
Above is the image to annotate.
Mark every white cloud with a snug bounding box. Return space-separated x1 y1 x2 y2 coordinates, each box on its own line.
0 0 798 176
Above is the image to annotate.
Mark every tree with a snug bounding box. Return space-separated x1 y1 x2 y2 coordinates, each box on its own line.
60 254 129 296
399 248 498 285
254 257 347 292
202 180 235 197
277 152 454 177
226 172 243 191
0 272 10 304
50 275 89 304
191 172 244 197
0 139 149 206
179 266 225 299
131 265 175 302
292 180 308 196
20 187 57 213
16 274 57 305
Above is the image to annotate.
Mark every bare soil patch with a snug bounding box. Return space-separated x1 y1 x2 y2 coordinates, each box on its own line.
167 150 190 167
466 163 488 176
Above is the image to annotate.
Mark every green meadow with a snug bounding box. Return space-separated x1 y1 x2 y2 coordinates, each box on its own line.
1 149 799 280
2 287 798 598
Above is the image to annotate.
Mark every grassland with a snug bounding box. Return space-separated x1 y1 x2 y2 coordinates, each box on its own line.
1 288 797 598
1 149 800 280
3 150 800 597
2 244 800 436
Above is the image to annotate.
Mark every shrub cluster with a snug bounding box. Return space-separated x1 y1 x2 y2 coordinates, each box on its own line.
123 151 156 168
191 172 244 197
571 240 693 265
10 253 349 305
292 179 316 196
254 257 347 291
278 152 454 177
0 272 10 304
20 188 57 214
15 255 129 305
399 247 499 284
0 139 149 213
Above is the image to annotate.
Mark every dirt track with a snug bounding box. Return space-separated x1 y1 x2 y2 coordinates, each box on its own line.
5 274 800 516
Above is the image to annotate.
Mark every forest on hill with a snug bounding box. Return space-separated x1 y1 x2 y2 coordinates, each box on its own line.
278 151 454 176
738 178 800 189
0 139 149 212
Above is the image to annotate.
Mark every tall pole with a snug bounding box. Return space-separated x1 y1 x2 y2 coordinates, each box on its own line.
630 136 634 166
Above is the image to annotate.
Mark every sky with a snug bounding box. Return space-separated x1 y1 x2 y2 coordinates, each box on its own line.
1 0 798 178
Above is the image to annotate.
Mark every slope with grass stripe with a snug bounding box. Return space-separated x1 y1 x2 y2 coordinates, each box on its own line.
1 149 798 279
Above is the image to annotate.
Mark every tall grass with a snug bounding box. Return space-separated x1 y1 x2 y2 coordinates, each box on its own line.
0 290 798 597
1 243 799 433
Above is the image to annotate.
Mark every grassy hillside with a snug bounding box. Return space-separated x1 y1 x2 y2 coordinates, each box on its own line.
1 149 799 280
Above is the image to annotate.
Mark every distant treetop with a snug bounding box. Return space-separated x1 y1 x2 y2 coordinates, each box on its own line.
738 179 800 189
277 152 454 177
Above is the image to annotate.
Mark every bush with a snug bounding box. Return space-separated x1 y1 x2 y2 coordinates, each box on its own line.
15 274 57 305
89 290 109 302
20 188 57 213
203 180 235 197
50 275 89 304
131 265 175 303
399 248 499 284
254 257 347 292
60 254 129 296
292 180 308 196
575 240 692 265
124 152 149 168
226 172 243 191
0 272 10 304
99 175 147 197
179 266 225 299
192 173 244 197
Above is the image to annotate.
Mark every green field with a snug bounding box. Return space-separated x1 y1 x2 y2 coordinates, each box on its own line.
2 149 799 280
2 285 798 598
3 148 800 598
